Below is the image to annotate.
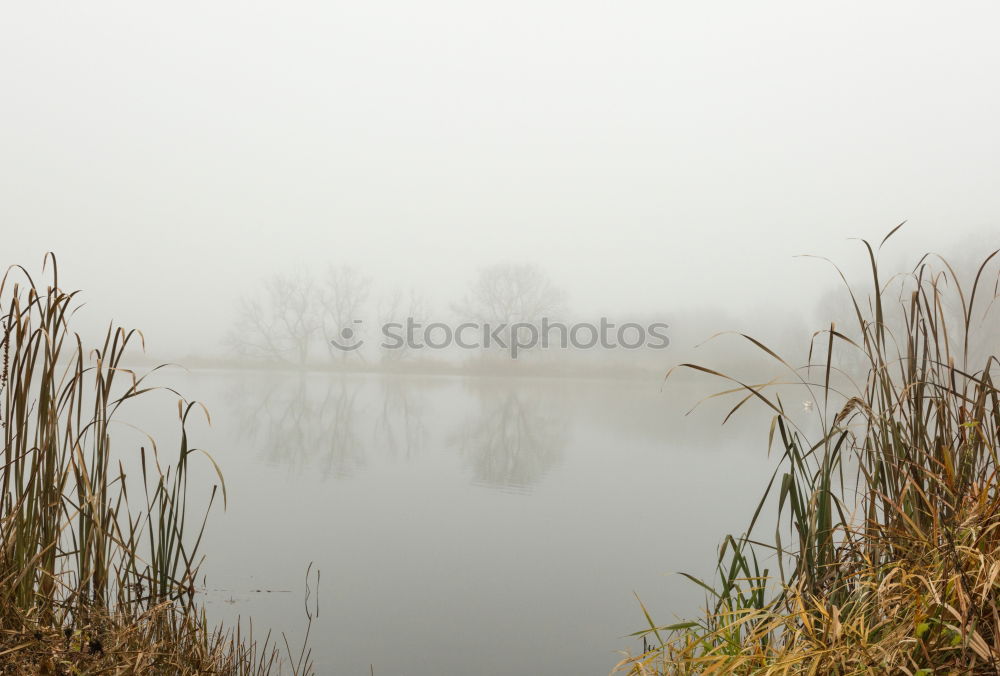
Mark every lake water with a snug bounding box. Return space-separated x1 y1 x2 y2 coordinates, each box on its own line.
139 369 774 675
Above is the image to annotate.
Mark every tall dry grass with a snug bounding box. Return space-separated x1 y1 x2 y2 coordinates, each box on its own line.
619 228 1000 674
0 255 310 674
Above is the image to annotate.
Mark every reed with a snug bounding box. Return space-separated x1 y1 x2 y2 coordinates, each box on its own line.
0 254 308 674
619 228 1000 673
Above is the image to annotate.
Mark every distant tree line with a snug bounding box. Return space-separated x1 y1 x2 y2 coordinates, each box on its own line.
226 263 566 366
226 261 819 376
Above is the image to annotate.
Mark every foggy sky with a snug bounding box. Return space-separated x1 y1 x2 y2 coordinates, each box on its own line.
2 1 999 355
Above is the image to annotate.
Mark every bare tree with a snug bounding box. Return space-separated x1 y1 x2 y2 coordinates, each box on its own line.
320 264 371 361
377 287 430 363
227 272 321 365
453 263 566 357
455 263 566 325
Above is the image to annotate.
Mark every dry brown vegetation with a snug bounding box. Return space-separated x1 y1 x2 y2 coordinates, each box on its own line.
0 255 310 674
618 229 1000 674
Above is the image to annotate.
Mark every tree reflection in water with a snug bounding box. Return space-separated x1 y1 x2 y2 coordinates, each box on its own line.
226 374 367 478
371 377 427 461
226 374 566 490
451 382 568 493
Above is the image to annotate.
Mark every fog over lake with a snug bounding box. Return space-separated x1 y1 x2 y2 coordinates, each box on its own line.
116 370 771 674
3 1 1000 673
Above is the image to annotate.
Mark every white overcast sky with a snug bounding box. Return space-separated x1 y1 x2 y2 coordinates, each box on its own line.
2 1 999 353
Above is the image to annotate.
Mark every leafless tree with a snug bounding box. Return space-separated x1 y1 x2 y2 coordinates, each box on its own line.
227 272 321 365
453 264 566 358
377 287 430 363
455 263 566 325
320 265 371 361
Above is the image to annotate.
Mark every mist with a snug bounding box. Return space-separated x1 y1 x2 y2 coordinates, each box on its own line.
3 1 1000 360
3 3 1000 674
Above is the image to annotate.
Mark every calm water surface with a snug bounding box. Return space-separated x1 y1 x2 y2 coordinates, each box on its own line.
137 370 773 675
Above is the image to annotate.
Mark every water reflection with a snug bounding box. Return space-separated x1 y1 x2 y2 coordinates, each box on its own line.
451 382 568 492
371 377 427 460
227 374 366 478
225 373 572 491
224 374 767 493
200 370 777 676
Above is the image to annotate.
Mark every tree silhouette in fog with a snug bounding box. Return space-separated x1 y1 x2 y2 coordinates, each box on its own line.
376 287 430 364
227 272 321 364
227 265 372 365
454 263 565 325
320 264 371 362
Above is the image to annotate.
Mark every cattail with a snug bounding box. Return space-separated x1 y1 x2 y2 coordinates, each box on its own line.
0 319 7 428
2 321 8 387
